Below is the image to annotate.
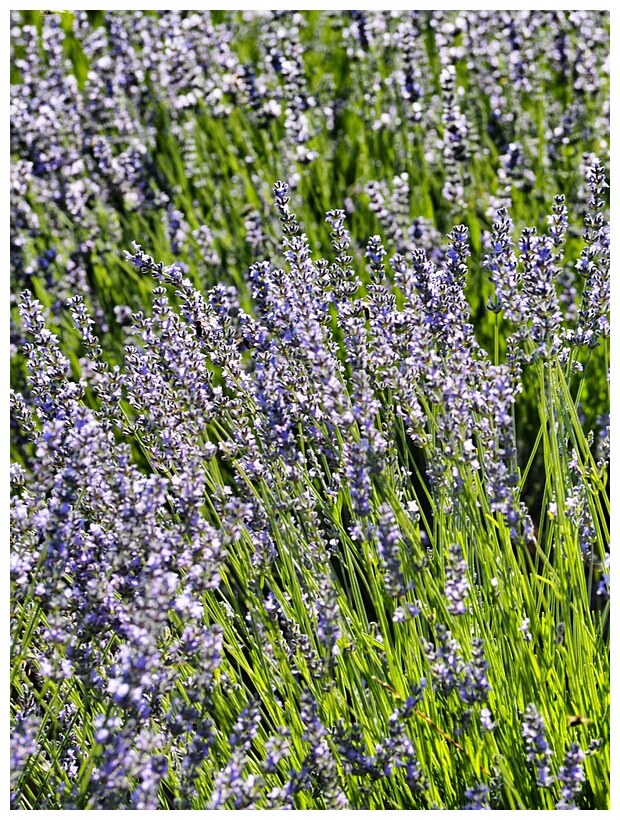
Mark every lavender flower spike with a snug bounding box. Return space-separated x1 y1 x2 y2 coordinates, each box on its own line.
556 743 586 810
445 543 469 615
521 704 554 788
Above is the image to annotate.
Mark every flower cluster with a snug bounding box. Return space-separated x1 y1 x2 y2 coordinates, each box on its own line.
521 704 554 788
421 626 490 711
10 10 609 808
556 743 586 810
444 543 469 615
11 168 609 806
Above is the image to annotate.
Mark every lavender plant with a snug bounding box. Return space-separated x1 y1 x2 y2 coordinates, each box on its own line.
11 174 609 808
10 9 609 811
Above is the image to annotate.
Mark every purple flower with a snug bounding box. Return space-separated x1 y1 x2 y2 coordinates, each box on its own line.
208 701 264 810
263 728 292 774
316 574 341 649
575 159 609 349
10 712 40 795
519 617 533 642
480 708 496 733
521 704 554 788
422 624 464 697
459 638 491 705
445 543 469 615
463 782 491 809
597 553 609 599
556 743 586 809
375 503 409 598
484 208 526 324
299 690 348 808
440 65 471 206
384 701 429 792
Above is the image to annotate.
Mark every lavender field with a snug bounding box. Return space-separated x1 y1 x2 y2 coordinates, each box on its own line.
10 10 609 810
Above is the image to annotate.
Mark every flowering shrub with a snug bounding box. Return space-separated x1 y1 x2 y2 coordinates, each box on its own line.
10 10 609 811
10 11 609 356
